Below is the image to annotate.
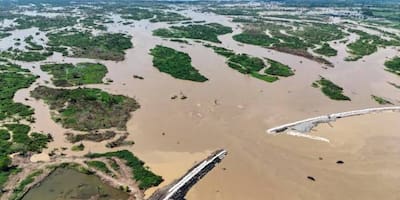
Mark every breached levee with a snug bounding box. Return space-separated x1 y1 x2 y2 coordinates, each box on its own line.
267 106 400 138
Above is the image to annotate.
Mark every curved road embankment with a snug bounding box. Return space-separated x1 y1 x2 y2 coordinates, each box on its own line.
267 106 400 134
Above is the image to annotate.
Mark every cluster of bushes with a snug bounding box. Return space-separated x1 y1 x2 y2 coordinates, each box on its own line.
347 29 399 61
314 43 338 57
31 86 140 131
86 150 163 190
150 45 208 82
85 160 113 176
384 57 400 76
371 95 393 105
0 63 37 121
41 62 108 87
47 31 132 61
14 15 77 31
153 23 233 43
313 77 351 101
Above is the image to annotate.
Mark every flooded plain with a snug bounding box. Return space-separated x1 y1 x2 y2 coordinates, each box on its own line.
6 8 400 200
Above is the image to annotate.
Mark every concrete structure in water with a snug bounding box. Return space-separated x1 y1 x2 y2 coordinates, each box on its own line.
267 106 400 134
149 149 227 200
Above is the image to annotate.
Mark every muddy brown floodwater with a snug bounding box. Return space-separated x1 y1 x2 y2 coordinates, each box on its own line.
10 9 400 200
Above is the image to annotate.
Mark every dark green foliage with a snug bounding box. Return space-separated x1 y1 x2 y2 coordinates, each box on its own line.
227 54 279 83
150 45 208 82
86 150 163 190
4 124 51 153
0 50 53 62
47 31 132 61
203 44 235 58
85 160 113 176
384 57 400 76
31 86 140 131
0 63 36 121
24 35 44 51
153 23 232 43
371 95 393 105
233 32 278 47
71 143 85 151
347 29 399 61
41 62 108 86
11 169 43 200
119 7 155 20
15 15 77 31
228 54 265 73
0 32 11 39
313 77 351 101
0 129 10 141
265 59 294 77
314 43 338 57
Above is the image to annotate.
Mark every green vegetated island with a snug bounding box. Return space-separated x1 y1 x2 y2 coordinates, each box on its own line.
346 29 400 61
312 76 351 101
205 44 294 82
384 57 400 76
153 23 233 43
41 62 108 87
47 31 133 61
150 45 208 82
232 21 345 66
31 86 140 131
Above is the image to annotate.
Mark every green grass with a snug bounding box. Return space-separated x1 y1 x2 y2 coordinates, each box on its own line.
4 124 51 153
250 72 279 82
371 95 393 105
85 150 163 190
24 35 44 51
203 44 235 58
47 31 132 61
71 143 85 151
346 29 399 61
11 169 43 200
384 57 400 76
85 160 113 176
41 63 108 87
265 59 294 77
150 45 208 82
313 77 351 101
31 86 140 131
153 23 232 43
15 15 77 31
0 63 37 121
314 43 338 57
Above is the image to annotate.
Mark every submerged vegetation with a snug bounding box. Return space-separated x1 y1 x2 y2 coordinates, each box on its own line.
31 86 140 131
233 22 342 66
313 77 351 101
371 95 393 105
41 63 108 86
47 31 132 61
346 29 399 61
150 45 208 82
314 43 338 57
86 150 163 190
205 44 293 82
384 57 400 76
153 23 232 43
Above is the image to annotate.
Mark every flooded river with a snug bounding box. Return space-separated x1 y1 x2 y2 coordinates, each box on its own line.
5 8 400 200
